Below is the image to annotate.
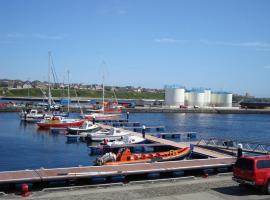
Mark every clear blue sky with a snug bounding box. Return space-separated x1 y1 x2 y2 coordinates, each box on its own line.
1 0 270 97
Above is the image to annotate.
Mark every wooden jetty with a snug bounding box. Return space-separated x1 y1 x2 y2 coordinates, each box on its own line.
154 132 197 139
124 126 165 132
103 121 141 127
0 157 235 185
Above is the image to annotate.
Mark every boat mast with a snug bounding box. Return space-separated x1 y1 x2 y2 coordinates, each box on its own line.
102 70 105 113
67 70 70 113
48 51 52 109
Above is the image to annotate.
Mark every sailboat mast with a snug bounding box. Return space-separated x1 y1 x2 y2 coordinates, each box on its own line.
102 71 105 113
67 70 70 113
48 51 52 109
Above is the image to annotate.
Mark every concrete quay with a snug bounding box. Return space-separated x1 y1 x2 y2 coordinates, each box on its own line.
1 106 270 114
126 107 270 114
2 175 269 200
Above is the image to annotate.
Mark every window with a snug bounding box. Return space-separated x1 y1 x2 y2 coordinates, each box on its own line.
235 158 254 171
257 160 270 169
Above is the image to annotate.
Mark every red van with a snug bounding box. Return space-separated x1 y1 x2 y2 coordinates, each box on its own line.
233 156 270 194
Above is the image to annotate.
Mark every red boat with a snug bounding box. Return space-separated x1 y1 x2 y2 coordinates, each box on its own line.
37 116 84 129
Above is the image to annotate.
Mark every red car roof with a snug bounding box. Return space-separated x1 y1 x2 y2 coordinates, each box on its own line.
240 155 270 160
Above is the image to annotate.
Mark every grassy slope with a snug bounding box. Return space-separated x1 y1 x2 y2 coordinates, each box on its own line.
0 88 165 100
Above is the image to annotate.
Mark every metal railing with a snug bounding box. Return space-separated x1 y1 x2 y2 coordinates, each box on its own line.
196 137 270 155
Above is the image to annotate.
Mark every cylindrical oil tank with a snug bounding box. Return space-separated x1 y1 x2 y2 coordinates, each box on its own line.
165 86 185 107
211 93 219 107
194 92 205 107
219 92 232 107
184 91 190 106
204 89 211 106
188 90 205 107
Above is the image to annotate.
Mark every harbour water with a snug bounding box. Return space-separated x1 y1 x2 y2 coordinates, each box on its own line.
0 112 269 172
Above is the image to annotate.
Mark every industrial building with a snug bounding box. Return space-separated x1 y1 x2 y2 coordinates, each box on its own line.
164 85 232 108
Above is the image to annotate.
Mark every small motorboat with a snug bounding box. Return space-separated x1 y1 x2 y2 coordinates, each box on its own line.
67 121 101 134
37 116 84 129
95 147 191 166
86 128 129 142
101 135 146 146
20 109 51 122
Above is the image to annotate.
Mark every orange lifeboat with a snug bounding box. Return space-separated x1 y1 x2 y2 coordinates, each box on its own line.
95 147 191 165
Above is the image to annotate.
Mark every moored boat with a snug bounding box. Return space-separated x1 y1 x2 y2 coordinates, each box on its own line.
37 116 84 129
95 147 191 165
67 121 101 134
20 109 51 122
101 135 146 146
85 128 129 142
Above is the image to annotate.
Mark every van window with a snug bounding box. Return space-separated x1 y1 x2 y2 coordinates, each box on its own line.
235 158 254 171
257 160 270 169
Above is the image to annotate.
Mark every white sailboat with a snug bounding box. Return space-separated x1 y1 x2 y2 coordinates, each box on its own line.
81 64 121 120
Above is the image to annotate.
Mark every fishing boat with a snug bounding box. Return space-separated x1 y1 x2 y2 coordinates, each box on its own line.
67 121 101 134
85 128 129 142
37 116 84 129
95 147 191 165
100 135 146 146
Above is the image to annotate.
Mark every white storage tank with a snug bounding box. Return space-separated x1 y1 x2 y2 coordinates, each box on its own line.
188 89 205 107
204 89 211 107
184 91 190 106
164 85 185 107
211 92 232 107
219 92 232 107
210 93 219 107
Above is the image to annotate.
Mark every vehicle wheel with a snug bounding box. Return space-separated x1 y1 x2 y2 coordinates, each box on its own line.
262 181 270 194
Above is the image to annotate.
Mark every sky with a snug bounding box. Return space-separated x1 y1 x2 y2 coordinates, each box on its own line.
0 0 270 97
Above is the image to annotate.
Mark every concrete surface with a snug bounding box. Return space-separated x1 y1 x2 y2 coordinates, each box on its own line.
2 175 270 200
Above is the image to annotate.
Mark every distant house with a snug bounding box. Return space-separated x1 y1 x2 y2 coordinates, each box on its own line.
22 83 33 89
0 80 9 88
34 82 47 89
13 83 23 89
59 84 65 89
91 84 102 91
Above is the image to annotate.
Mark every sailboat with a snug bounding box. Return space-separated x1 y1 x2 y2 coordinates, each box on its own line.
47 51 69 117
57 70 71 117
81 64 121 120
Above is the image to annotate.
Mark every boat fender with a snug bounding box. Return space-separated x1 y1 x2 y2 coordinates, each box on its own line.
103 138 109 145
96 152 117 165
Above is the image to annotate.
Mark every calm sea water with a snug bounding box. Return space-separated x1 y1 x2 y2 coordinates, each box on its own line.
0 112 270 171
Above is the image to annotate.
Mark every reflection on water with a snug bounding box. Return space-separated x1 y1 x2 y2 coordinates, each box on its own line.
0 112 270 171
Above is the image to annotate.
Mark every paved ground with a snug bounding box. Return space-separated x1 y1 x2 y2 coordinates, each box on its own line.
2 174 270 200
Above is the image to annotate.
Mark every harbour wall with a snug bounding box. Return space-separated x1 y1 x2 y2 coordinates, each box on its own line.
1 106 270 114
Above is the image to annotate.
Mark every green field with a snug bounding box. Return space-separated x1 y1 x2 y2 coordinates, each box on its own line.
0 88 165 100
